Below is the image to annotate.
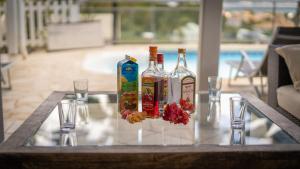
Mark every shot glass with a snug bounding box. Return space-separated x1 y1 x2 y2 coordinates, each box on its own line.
230 97 247 129
58 100 77 132
73 79 88 102
208 76 222 101
59 130 77 146
77 102 89 125
207 101 221 128
230 128 245 145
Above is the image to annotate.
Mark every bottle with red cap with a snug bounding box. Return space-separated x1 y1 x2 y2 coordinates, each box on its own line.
157 53 168 110
141 46 162 118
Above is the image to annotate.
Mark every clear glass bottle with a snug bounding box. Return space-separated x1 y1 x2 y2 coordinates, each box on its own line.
157 53 168 106
169 48 196 109
141 46 162 118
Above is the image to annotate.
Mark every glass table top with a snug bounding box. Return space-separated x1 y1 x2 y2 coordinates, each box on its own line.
26 93 297 147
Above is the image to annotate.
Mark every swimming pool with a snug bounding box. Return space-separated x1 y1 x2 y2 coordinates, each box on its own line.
83 50 264 78
160 50 264 77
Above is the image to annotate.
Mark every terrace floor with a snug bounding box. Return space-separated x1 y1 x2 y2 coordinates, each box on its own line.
2 44 267 140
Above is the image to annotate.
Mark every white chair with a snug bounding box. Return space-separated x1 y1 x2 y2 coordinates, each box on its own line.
227 27 300 97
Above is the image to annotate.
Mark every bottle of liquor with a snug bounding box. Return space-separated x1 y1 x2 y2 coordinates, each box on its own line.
142 46 162 118
157 53 168 106
169 48 196 110
117 55 139 113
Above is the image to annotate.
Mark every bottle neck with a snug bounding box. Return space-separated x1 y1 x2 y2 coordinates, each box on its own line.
176 52 187 69
157 62 164 70
149 51 157 69
148 59 157 68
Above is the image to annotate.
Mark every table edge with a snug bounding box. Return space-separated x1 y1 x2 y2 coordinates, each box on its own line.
1 91 300 154
240 92 300 142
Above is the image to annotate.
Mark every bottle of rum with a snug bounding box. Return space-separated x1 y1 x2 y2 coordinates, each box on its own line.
157 53 168 106
169 48 196 109
142 46 162 118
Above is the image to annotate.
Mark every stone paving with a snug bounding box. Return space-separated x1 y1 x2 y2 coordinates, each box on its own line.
2 44 267 140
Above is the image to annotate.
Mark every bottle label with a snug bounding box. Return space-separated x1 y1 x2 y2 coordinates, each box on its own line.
121 64 138 92
163 77 168 103
181 76 195 105
142 77 155 116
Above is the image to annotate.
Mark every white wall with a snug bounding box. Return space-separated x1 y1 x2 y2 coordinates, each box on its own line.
92 13 113 43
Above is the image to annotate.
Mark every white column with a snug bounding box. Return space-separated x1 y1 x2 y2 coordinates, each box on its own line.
18 0 28 58
198 0 223 91
6 0 19 54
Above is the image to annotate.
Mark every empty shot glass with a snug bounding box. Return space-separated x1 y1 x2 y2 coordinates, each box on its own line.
208 76 222 101
73 79 88 102
230 97 247 129
58 100 77 132
230 128 245 145
207 101 221 128
77 102 89 125
59 130 77 146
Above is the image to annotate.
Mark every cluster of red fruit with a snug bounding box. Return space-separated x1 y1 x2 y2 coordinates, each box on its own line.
179 99 195 112
163 103 190 125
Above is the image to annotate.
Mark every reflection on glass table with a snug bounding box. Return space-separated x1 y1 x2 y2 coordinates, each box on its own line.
26 93 297 147
60 130 77 147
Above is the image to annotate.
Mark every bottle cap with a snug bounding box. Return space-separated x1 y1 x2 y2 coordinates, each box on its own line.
157 53 164 64
130 56 137 63
149 46 157 60
149 46 157 53
178 48 186 53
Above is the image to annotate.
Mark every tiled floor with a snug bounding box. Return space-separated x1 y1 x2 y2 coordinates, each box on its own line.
2 44 267 140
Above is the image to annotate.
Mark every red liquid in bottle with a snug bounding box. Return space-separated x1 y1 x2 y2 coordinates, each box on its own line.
141 46 163 118
142 77 162 118
153 78 163 117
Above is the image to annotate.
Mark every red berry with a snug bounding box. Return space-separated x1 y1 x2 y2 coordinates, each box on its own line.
121 109 132 119
163 102 190 125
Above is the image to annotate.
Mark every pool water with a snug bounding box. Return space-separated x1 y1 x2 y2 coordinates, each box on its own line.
161 50 264 77
83 50 264 78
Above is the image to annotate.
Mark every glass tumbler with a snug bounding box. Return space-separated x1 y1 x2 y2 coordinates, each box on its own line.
230 97 247 129
73 79 88 102
208 76 222 101
58 100 77 132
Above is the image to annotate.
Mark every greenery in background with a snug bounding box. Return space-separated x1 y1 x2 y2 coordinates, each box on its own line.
222 9 296 43
120 9 198 42
120 10 151 41
156 10 198 41
81 1 199 43
81 0 296 43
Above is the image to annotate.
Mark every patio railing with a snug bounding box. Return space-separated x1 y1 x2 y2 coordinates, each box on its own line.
24 0 80 47
0 0 80 49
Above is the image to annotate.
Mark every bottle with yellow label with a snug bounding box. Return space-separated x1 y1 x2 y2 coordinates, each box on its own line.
141 46 162 118
117 55 138 113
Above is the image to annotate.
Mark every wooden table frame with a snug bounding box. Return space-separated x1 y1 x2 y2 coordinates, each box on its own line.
0 91 300 169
